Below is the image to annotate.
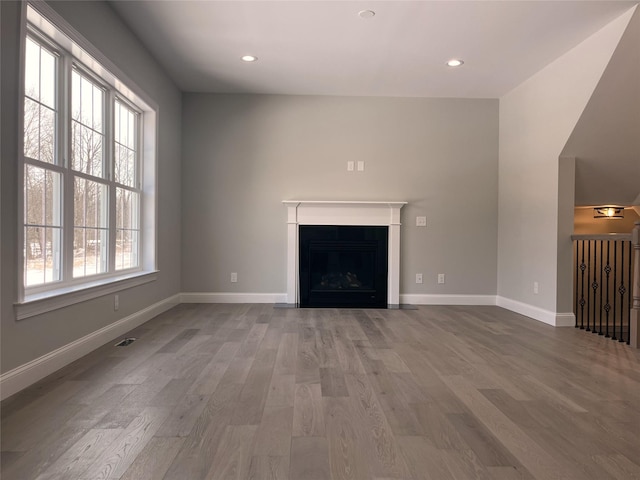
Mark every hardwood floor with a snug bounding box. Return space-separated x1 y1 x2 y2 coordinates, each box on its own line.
2 304 640 480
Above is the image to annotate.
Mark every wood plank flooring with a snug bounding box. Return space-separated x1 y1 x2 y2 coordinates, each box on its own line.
2 304 640 480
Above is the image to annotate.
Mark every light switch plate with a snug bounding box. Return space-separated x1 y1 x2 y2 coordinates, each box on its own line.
347 161 355 171
357 161 365 171
416 216 427 227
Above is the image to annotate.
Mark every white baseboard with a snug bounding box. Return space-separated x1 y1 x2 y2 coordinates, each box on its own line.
180 292 287 304
496 296 575 327
554 312 577 327
400 294 497 306
0 294 181 401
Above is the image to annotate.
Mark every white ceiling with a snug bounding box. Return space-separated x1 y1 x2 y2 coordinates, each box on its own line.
110 1 637 98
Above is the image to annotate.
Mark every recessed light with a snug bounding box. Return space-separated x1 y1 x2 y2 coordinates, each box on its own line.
446 59 464 67
241 55 258 62
358 10 375 19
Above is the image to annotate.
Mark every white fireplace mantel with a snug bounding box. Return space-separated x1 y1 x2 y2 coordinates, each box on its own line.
283 200 407 307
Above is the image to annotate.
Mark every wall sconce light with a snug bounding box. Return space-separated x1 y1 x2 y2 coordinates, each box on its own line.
593 207 624 219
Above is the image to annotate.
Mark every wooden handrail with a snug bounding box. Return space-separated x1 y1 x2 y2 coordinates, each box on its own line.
571 233 632 241
631 221 640 348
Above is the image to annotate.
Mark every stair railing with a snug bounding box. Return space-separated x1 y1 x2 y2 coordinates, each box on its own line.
571 222 639 345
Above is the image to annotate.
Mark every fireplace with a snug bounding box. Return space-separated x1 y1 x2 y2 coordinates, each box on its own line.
283 201 407 308
299 225 388 308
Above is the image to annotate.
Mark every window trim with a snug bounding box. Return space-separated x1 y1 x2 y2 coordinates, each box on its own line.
15 1 158 319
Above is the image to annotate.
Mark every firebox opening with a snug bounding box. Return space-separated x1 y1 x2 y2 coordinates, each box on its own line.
299 225 388 308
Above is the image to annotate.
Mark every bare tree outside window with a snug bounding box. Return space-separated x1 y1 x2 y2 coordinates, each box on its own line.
115 100 141 270
24 165 61 286
70 70 109 278
71 71 104 177
74 177 108 277
23 36 61 286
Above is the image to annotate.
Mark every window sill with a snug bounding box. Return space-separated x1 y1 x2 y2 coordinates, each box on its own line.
15 271 158 320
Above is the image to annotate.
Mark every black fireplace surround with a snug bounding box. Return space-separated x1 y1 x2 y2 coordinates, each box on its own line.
299 225 388 308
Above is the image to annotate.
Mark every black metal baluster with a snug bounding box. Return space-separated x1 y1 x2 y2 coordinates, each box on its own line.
618 242 626 343
592 241 599 334
612 240 618 341
598 241 604 335
575 240 579 328
579 240 586 329
604 241 611 337
586 241 591 332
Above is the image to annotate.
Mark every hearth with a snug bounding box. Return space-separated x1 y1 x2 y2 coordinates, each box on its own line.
299 225 388 308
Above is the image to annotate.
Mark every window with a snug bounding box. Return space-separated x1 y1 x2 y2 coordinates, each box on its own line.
23 36 61 287
19 4 156 314
114 100 141 271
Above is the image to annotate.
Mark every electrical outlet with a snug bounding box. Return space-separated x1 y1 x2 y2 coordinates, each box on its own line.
357 160 365 171
114 294 119 311
231 272 238 283
416 273 423 284
533 281 539 294
416 216 427 227
437 274 445 284
347 161 355 171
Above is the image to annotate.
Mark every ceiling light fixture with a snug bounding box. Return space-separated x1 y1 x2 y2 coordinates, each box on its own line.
593 206 624 219
358 9 375 19
446 59 464 67
241 55 258 62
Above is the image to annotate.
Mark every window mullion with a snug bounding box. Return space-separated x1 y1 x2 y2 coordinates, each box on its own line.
137 111 143 191
17 18 26 301
61 51 74 283
106 90 117 273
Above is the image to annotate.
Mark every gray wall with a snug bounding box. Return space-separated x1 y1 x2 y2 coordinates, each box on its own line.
181 94 498 297
0 1 182 373
563 8 640 207
497 8 633 315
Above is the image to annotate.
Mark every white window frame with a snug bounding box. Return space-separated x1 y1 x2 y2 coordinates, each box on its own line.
16 1 158 320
